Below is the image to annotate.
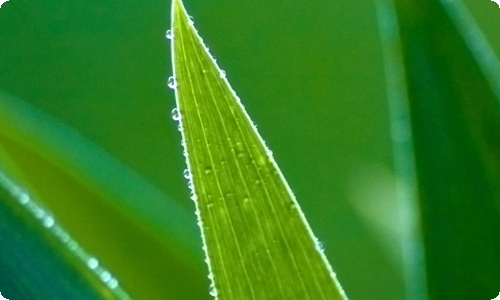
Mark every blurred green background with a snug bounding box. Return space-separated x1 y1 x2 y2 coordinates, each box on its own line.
0 0 499 299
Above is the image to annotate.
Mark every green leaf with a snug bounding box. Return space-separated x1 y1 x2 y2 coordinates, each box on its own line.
170 0 347 299
0 90 201 261
0 144 131 300
0 91 210 300
378 0 500 299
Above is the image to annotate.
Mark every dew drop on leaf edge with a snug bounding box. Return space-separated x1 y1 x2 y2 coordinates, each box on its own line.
171 108 181 121
100 271 112 283
42 215 55 228
209 283 217 297
315 239 325 252
107 278 119 289
183 169 192 179
167 76 177 89
87 257 99 269
166 29 173 40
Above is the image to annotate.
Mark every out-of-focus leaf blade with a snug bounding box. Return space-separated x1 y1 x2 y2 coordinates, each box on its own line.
170 0 347 299
0 90 210 300
0 145 131 300
388 0 500 298
375 1 428 300
0 90 200 259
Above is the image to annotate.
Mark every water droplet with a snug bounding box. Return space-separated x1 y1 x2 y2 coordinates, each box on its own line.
204 167 213 174
59 232 70 243
167 76 177 89
183 169 191 179
209 283 217 297
43 215 55 228
19 193 30 204
207 202 214 208
315 239 325 252
107 278 119 289
243 197 250 203
165 29 173 40
100 271 111 283
87 257 99 269
171 108 181 121
67 240 78 250
219 70 226 78
190 193 198 202
33 207 45 219
255 179 261 185
188 15 195 25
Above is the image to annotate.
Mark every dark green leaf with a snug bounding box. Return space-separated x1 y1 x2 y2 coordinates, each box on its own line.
379 0 500 298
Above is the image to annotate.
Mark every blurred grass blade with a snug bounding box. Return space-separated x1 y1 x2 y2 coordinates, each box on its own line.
0 90 210 299
0 90 201 262
389 0 500 298
375 1 428 300
0 145 131 300
170 0 347 299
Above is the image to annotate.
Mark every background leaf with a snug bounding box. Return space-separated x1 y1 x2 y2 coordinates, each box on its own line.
0 91 210 299
0 145 131 300
386 0 500 299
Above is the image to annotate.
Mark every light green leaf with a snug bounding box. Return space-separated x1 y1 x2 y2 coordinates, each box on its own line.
170 0 347 299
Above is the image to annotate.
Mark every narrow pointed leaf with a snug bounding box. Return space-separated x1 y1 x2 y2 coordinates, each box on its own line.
387 0 500 298
170 0 347 299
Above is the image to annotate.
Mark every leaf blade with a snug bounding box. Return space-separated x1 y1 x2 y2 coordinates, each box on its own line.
384 0 500 298
0 90 210 300
0 145 131 300
171 0 347 299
